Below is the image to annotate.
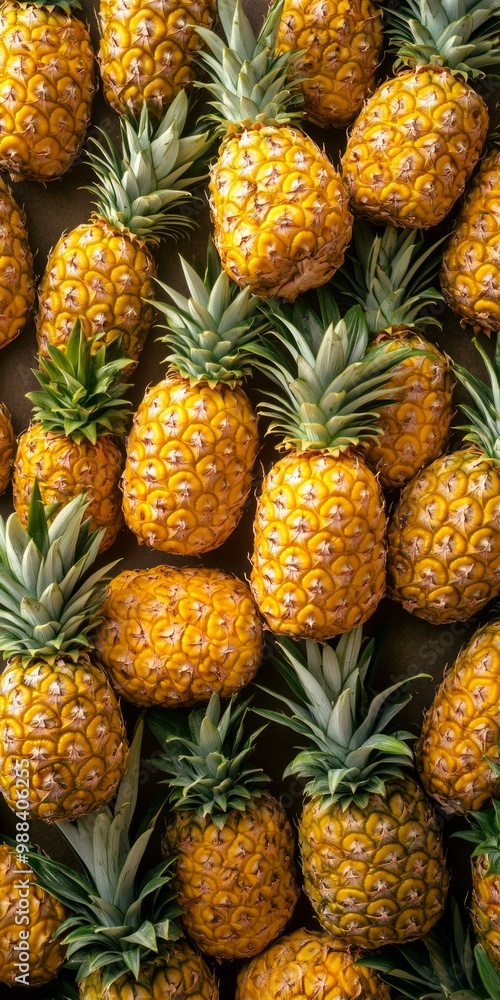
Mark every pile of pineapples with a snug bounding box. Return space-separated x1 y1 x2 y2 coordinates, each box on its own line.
0 0 500 997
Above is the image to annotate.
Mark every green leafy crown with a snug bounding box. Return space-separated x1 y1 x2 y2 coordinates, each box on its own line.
458 798 500 875
384 0 500 77
453 333 500 461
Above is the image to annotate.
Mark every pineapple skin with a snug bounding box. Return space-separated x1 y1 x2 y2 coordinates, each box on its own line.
236 928 391 999
0 401 15 494
341 66 488 228
300 776 449 949
471 853 500 970
0 654 129 822
276 0 383 128
81 942 218 999
210 124 353 300
387 449 500 623
13 425 124 552
94 565 263 706
0 178 35 348
0 2 96 182
36 218 157 363
441 150 500 335
0 844 67 985
416 620 500 815
251 450 387 640
163 793 299 960
98 0 217 119
122 373 259 555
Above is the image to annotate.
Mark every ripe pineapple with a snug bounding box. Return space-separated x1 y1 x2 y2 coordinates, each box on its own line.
0 842 67 985
0 401 15 494
459 802 500 972
0 485 128 822
94 565 263 706
236 928 390 1000
416 620 500 816
36 93 211 363
122 243 264 555
0 0 96 182
258 629 449 949
13 322 132 552
276 0 384 128
98 0 217 119
387 335 500 624
24 722 219 1000
0 177 35 349
341 0 499 228
195 0 353 300
337 223 454 489
441 149 500 335
150 694 299 960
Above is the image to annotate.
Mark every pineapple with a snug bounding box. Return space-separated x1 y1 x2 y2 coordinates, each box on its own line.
459 802 500 972
416 619 500 816
121 243 265 555
13 322 132 552
336 223 454 489
0 485 129 822
276 0 384 128
0 841 67 985
98 0 217 119
441 148 500 335
36 93 211 363
0 0 96 182
341 0 500 229
387 335 500 624
236 928 391 1000
194 0 353 300
149 694 299 960
257 628 449 949
0 177 35 349
93 564 263 706
23 722 219 1000
0 401 15 494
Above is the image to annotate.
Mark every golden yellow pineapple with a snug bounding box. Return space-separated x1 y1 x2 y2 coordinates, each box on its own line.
441 149 500 334
36 93 211 363
459 802 500 971
0 177 35 349
0 487 128 822
341 0 496 228
276 0 383 128
0 0 96 182
0 842 67 985
0 401 15 494
151 696 299 960
98 0 217 118
259 630 449 949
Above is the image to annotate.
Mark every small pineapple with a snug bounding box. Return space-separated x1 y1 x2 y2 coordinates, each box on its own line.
0 177 35 349
0 0 96 182
36 93 211 363
149 694 299 960
459 802 500 972
0 485 128 822
0 401 15 494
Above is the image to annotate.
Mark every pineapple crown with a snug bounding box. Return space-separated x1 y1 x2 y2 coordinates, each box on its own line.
256 628 417 811
0 483 115 662
153 240 270 387
27 322 132 445
25 0 81 9
194 0 303 132
384 0 500 78
457 798 500 875
147 694 270 828
253 291 423 452
86 92 212 243
453 333 500 461
22 722 184 991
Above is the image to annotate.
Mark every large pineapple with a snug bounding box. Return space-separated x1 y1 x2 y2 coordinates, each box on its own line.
150 694 299 960
460 802 500 972
122 243 265 554
0 177 35 349
194 0 353 300
276 0 384 128
258 628 450 949
0 401 15 494
94 564 263 706
416 619 500 816
341 0 500 228
24 722 219 1000
387 335 500 624
36 93 211 363
0 0 96 182
98 0 217 119
0 486 128 822
13 323 132 551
